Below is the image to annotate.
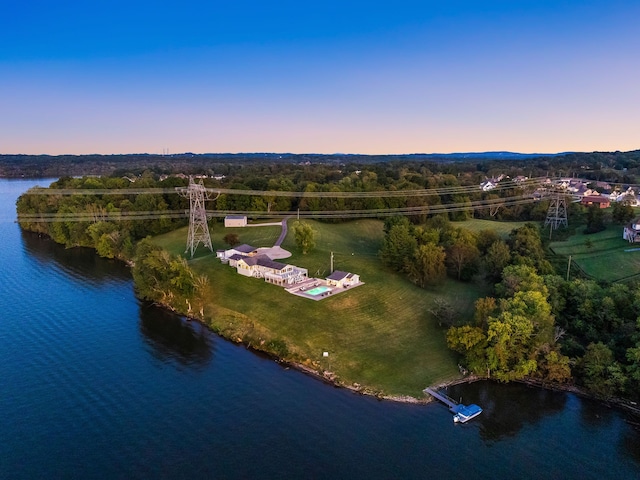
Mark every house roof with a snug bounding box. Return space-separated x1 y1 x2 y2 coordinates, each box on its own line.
225 215 247 220
327 270 349 281
228 254 244 261
234 244 256 253
581 195 609 203
242 254 287 271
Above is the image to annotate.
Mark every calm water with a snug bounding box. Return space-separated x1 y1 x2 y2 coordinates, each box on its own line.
1 179 639 479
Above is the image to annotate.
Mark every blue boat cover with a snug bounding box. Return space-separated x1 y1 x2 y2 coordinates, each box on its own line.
457 404 482 417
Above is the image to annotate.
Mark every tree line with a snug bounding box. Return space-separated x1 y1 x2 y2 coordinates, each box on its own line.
16 162 549 262
3 149 640 184
16 174 189 261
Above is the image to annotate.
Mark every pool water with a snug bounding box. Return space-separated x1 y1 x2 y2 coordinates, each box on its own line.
306 285 331 296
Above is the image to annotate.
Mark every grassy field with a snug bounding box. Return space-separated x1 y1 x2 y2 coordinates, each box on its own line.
454 218 530 237
153 219 493 397
550 225 640 282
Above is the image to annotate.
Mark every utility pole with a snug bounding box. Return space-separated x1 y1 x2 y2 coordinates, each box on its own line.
330 251 334 273
566 255 572 281
177 177 213 258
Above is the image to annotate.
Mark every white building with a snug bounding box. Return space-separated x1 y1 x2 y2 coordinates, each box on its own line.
326 271 361 288
623 217 640 243
224 215 247 227
235 255 308 285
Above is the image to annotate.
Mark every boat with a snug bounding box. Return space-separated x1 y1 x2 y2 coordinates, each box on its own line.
452 403 483 423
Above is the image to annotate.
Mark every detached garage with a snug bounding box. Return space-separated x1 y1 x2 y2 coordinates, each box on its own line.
224 215 247 227
326 271 361 288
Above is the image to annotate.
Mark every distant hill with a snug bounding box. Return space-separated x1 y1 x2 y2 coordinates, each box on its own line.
1 150 638 178
408 151 568 160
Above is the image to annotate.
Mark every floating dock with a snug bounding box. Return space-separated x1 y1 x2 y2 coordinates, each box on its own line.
423 387 483 423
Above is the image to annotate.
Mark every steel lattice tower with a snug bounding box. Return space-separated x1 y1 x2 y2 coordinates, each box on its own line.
544 189 569 233
177 177 213 258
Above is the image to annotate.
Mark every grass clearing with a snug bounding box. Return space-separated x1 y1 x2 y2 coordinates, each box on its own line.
454 219 530 238
153 219 491 396
550 225 640 282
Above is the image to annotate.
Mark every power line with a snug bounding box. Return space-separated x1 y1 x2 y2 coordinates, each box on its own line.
22 177 546 199
16 193 540 223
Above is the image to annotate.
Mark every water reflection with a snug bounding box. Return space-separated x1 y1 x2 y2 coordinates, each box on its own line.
139 302 214 368
20 230 130 285
448 381 566 442
579 396 619 427
620 425 640 464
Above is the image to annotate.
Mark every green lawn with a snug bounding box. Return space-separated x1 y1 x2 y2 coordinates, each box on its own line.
153 219 490 397
550 225 640 282
454 218 530 237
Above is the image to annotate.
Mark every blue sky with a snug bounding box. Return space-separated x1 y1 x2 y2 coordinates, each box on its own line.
1 1 638 155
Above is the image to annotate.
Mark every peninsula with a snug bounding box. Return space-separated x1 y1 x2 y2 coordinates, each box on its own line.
13 151 640 405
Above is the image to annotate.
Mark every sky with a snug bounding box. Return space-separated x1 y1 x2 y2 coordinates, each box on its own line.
1 0 639 155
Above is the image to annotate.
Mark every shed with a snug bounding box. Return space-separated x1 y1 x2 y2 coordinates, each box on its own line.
225 215 247 227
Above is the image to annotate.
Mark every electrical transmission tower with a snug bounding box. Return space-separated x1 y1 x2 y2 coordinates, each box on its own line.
544 188 568 236
177 177 213 258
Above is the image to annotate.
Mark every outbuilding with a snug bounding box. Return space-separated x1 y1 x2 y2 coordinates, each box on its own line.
224 215 247 227
326 270 361 288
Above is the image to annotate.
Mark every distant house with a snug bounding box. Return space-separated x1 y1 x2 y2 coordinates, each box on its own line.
595 181 612 192
224 215 247 227
326 270 361 288
612 188 638 206
479 174 507 192
623 217 640 243
580 195 610 209
480 181 496 192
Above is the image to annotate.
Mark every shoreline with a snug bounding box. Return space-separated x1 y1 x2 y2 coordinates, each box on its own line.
182 305 640 418
20 228 640 416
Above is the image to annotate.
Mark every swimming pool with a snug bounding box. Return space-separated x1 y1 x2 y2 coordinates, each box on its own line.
306 285 331 296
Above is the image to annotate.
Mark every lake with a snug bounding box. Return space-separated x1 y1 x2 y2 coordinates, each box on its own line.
1 178 639 479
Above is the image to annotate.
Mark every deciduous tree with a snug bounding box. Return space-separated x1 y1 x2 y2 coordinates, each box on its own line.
379 223 417 271
406 243 446 287
292 221 316 254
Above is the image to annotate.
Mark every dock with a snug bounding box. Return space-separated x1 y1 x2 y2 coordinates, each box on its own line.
423 387 460 413
423 387 483 423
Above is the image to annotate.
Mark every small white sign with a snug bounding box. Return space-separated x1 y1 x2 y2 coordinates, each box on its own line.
323 352 329 357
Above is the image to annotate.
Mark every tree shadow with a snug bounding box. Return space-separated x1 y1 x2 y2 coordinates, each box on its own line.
138 302 214 369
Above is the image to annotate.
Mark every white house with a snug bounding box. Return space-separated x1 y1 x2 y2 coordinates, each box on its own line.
480 181 496 192
614 188 638 206
623 217 640 243
235 255 308 285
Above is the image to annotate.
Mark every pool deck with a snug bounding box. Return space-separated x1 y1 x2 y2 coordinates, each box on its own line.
285 278 364 301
